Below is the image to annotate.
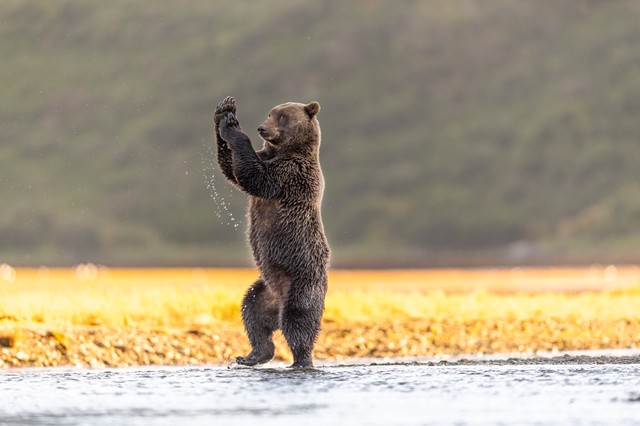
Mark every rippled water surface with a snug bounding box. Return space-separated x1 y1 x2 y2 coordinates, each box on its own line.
1 361 639 425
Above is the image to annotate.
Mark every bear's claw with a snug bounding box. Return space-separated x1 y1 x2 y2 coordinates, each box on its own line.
217 96 235 109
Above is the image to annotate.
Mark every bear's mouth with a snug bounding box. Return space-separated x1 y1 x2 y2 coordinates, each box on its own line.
259 129 281 144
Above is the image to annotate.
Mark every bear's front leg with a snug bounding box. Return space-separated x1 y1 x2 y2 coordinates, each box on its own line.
220 112 282 199
213 96 239 185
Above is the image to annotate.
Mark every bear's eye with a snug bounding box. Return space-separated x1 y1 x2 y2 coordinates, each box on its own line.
279 114 288 124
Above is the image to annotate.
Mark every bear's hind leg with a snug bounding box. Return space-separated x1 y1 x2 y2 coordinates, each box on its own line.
236 279 279 366
281 283 327 368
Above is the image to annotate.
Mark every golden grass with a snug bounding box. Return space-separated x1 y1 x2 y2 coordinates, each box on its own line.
1 266 639 367
0 268 249 327
1 266 639 327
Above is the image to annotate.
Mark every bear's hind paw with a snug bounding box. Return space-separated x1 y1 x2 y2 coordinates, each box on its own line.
235 351 273 367
288 361 314 369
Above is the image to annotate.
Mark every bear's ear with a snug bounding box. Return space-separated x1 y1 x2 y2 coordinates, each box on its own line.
305 101 321 118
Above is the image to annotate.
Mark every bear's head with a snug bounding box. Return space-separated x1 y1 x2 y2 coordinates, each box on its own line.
257 101 321 153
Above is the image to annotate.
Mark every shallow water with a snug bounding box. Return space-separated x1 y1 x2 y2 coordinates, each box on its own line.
1 361 639 426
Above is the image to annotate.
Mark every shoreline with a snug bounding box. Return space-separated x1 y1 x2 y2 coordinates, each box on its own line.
323 348 640 367
4 350 640 371
2 321 640 369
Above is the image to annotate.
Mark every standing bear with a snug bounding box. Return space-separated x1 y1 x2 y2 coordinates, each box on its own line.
213 96 330 368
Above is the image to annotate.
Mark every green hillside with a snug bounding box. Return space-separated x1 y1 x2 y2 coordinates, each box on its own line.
2 1 640 266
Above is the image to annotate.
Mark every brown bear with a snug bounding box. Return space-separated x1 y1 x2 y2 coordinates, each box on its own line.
213 96 330 368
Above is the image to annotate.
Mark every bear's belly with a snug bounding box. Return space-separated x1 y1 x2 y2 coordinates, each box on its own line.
247 197 326 273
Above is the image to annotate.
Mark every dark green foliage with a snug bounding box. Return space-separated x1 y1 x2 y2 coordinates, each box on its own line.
2 1 640 265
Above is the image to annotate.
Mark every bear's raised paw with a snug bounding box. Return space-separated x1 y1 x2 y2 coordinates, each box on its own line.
223 111 240 129
217 96 235 109
214 96 236 125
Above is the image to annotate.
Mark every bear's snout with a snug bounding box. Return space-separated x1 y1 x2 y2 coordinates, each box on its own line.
258 125 278 142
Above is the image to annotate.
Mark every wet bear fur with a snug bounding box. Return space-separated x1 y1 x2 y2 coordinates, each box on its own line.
214 96 330 368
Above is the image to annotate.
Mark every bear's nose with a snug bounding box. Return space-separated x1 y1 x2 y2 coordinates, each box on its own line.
257 125 267 134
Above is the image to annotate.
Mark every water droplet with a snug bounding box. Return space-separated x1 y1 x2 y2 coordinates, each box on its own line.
201 141 239 229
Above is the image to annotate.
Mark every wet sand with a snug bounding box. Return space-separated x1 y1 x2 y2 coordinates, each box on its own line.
333 349 640 368
436 353 640 366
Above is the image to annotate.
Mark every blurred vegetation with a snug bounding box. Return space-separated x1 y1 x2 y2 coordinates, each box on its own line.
2 1 640 266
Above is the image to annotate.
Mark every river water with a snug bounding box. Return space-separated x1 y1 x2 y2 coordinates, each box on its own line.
1 357 639 425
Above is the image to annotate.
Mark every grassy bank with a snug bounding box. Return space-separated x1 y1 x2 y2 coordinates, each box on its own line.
1 267 639 367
